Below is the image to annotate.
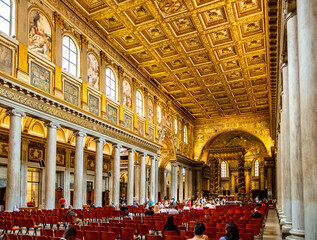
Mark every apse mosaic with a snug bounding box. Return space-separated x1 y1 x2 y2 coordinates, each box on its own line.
0 43 12 75
122 80 132 108
64 80 79 106
87 53 99 89
28 10 52 60
30 62 50 93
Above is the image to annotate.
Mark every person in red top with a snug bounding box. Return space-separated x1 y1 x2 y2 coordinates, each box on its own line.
59 197 66 209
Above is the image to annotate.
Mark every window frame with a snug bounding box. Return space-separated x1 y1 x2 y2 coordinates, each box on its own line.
136 90 144 117
0 0 15 36
105 67 117 101
254 159 259 177
62 35 79 77
221 161 227 178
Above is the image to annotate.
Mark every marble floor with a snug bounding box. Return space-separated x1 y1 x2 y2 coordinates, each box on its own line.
263 209 282 240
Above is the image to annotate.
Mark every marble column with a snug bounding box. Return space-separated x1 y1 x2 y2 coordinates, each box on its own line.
139 153 146 204
189 169 193 199
109 157 114 204
155 158 159 202
127 148 135 205
184 168 189 200
134 163 140 202
5 109 25 211
163 169 167 199
94 138 105 207
112 144 121 205
73 131 86 209
44 122 60 209
170 160 177 200
150 156 155 202
276 132 282 212
280 63 292 234
20 139 29 207
267 167 273 201
65 149 72 205
179 166 184 202
285 10 305 240
298 1 317 239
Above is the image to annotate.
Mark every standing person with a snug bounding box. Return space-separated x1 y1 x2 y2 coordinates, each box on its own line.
188 223 208 240
59 196 66 209
219 222 240 240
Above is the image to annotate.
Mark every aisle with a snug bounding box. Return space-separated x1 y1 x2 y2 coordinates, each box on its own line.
263 209 282 240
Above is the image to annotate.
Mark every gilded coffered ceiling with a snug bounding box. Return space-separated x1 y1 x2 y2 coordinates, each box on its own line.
64 0 279 123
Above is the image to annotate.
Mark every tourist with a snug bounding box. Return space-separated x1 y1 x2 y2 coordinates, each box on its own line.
169 205 179 214
66 206 82 224
145 206 154 216
188 223 208 240
163 216 179 233
219 222 240 240
61 227 77 240
59 196 66 209
251 207 262 219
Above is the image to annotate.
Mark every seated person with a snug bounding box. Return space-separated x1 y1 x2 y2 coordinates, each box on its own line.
61 227 77 240
188 223 208 240
251 207 262 219
219 222 240 240
168 205 179 215
120 203 129 212
145 206 154 216
163 216 179 233
66 206 82 224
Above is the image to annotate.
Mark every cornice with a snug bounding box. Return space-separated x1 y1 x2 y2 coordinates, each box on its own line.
0 73 160 153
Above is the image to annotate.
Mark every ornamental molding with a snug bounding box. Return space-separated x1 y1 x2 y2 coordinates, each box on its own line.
0 74 160 154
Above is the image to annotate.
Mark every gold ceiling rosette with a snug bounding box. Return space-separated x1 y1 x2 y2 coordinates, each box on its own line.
158 0 183 15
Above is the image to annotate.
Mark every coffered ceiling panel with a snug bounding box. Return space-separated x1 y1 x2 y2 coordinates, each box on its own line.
70 0 275 120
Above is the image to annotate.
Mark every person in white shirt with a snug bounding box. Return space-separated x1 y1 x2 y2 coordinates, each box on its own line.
168 205 179 215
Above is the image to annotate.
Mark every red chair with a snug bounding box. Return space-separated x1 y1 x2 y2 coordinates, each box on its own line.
101 231 115 240
137 224 149 239
51 216 61 229
81 225 93 232
41 229 54 237
154 221 165 233
146 235 162 240
49 238 60 240
72 225 81 231
76 230 84 240
6 234 18 240
164 230 179 236
239 233 253 240
34 236 49 240
20 235 33 240
5 220 21 234
85 231 99 240
180 231 194 239
89 222 99 228
143 220 154 230
26 218 41 235
55 229 65 237
165 236 181 240
122 227 139 240
107 227 120 239
94 226 106 232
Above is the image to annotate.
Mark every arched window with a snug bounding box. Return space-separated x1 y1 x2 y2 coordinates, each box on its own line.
157 105 161 123
184 125 187 143
0 0 13 36
221 161 227 178
136 90 143 116
62 35 78 77
106 68 117 101
174 118 177 133
254 159 259 177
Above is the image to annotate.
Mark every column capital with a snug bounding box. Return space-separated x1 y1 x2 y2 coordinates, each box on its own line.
5 109 26 118
94 137 105 143
286 10 296 22
127 148 135 153
73 131 87 137
44 122 61 129
139 152 147 157
170 159 177 166
112 143 121 149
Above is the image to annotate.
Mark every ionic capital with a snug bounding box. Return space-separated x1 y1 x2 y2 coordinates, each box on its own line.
5 109 26 118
